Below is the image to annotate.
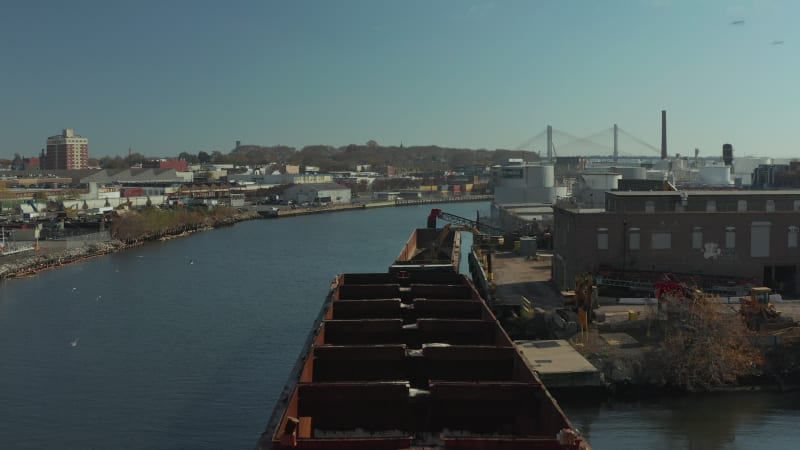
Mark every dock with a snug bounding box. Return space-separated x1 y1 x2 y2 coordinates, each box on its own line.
515 340 604 388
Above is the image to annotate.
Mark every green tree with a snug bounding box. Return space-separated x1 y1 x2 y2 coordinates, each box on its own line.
100 156 127 168
124 152 147 167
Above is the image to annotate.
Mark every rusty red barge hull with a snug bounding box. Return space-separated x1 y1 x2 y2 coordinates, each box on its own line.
256 228 589 450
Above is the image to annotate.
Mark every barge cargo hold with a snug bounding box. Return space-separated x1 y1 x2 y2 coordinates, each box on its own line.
256 228 589 450
391 225 462 273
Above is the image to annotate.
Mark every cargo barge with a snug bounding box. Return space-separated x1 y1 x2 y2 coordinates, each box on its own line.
256 228 589 450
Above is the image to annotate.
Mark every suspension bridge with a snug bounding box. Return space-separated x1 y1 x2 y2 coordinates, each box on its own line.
514 125 663 159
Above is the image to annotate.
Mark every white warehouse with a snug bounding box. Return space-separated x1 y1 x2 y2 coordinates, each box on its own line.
283 182 352 204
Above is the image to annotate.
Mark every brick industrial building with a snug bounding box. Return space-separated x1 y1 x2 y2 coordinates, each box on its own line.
553 190 800 297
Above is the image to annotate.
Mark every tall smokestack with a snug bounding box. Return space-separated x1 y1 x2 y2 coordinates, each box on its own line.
661 110 667 159
613 124 618 162
546 125 553 160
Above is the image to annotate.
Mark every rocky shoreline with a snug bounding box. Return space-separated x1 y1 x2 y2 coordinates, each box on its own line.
0 210 260 280
575 314 800 396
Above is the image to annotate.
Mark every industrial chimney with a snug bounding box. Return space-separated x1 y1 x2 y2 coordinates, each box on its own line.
661 110 667 159
723 143 733 166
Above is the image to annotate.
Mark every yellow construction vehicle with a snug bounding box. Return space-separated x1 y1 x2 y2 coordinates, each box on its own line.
739 287 795 332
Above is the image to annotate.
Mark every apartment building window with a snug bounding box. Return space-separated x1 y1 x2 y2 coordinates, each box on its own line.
629 228 640 250
737 200 747 212
645 201 655 213
789 226 799 248
706 200 716 212
766 199 775 212
692 227 703 250
751 222 771 257
597 228 608 250
651 232 672 250
725 227 736 249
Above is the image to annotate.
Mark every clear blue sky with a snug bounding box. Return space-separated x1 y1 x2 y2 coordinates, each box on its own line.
1 0 797 159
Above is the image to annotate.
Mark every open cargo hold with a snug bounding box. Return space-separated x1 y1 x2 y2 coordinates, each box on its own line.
256 228 589 449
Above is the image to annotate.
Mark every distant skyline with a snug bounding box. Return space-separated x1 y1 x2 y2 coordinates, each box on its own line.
1 0 798 160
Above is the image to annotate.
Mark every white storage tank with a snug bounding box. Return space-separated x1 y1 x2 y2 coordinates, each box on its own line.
733 157 772 186
523 164 554 188
582 173 621 190
699 165 733 185
615 166 647 179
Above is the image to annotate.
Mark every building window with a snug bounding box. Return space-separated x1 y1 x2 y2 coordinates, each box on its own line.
597 228 608 250
737 200 747 212
766 199 775 212
645 201 655 213
794 200 800 211
706 200 716 212
692 227 703 250
629 227 640 250
725 226 736 249
789 226 799 248
751 222 771 257
651 232 672 250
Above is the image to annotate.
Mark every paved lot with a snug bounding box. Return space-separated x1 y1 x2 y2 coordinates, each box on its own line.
490 251 564 309
489 250 800 323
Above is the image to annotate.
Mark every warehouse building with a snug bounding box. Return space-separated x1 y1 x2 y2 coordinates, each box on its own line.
553 190 800 297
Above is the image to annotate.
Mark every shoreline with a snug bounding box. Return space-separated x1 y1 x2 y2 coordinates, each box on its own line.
254 194 493 218
0 210 260 280
1 196 493 280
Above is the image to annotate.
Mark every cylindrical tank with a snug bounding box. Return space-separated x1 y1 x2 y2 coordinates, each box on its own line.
723 143 734 166
734 157 772 176
615 166 647 179
700 165 733 185
523 164 554 188
582 173 621 190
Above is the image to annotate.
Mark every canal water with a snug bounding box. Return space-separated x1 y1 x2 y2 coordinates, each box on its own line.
0 202 797 450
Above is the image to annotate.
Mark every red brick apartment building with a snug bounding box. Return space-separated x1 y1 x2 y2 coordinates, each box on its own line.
553 190 800 297
44 128 88 170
